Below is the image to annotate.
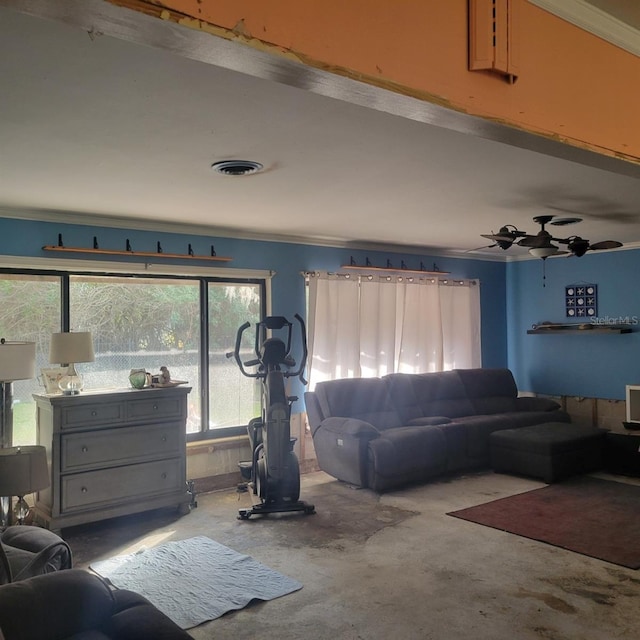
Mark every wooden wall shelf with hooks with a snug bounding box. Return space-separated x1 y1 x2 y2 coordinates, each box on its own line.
42 245 232 262
340 265 450 276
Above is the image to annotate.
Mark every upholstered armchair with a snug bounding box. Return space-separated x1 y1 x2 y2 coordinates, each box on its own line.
0 525 72 584
0 569 193 639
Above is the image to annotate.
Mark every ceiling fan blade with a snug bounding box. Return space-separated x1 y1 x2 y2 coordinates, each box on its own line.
589 240 623 250
481 233 514 244
549 217 582 226
481 233 510 242
464 243 498 253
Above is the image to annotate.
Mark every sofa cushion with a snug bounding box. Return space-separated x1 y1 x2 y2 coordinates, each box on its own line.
455 368 519 415
456 410 572 460
384 371 474 420
490 422 606 455
314 378 401 429
367 426 447 490
456 367 518 399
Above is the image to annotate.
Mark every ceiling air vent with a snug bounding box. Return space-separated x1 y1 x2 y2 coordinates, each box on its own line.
211 160 264 176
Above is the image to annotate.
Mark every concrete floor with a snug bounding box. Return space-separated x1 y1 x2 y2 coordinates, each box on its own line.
66 470 640 640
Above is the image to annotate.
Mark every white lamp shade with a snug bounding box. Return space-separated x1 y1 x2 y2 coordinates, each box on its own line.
0 341 36 382
0 445 49 496
49 332 95 365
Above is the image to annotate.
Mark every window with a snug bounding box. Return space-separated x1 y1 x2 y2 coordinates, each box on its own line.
0 269 266 444
208 282 262 430
0 274 60 446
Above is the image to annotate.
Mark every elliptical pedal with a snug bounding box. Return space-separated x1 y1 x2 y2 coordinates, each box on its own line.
238 501 316 520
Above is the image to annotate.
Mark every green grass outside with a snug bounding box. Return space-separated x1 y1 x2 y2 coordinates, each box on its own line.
12 401 37 446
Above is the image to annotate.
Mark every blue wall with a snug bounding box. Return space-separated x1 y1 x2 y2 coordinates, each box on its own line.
507 249 640 399
0 217 508 403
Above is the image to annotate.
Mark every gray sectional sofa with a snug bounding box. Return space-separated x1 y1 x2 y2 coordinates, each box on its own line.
305 368 570 491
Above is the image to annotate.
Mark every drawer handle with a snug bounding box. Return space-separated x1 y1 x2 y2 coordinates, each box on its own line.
161 435 167 442
91 410 98 417
153 404 159 410
161 472 167 480
81 486 88 493
81 446 88 453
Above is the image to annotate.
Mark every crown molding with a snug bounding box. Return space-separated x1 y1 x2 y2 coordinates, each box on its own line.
0 207 508 262
529 0 640 58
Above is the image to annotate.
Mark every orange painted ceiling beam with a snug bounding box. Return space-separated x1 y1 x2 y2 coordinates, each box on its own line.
111 0 640 163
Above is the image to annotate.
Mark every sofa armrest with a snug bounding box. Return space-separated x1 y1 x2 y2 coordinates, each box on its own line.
515 396 561 412
311 417 380 488
318 417 381 438
304 391 324 435
107 589 192 639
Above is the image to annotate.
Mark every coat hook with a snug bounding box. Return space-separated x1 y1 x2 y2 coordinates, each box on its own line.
57 233 64 247
366 257 372 267
386 259 393 268
211 245 217 257
420 261 426 271
157 241 163 254
350 256 356 266
188 244 194 256
93 236 99 249
401 260 408 270
126 239 132 252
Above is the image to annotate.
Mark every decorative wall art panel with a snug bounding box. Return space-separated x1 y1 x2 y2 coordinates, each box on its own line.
565 284 597 319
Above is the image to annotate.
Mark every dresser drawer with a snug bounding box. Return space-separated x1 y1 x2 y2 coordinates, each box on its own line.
59 401 125 430
61 458 184 511
61 423 182 472
126 395 185 421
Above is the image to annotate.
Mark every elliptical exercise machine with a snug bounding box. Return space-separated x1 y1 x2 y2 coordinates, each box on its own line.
228 313 315 520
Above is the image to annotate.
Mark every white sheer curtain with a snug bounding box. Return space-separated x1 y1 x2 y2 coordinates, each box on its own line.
307 272 481 388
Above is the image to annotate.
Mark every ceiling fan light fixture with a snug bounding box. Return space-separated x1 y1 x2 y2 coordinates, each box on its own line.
529 246 560 258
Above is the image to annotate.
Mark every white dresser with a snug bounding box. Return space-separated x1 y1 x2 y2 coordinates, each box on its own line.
33 386 192 533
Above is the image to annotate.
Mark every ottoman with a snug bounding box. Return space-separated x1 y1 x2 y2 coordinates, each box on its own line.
490 422 607 483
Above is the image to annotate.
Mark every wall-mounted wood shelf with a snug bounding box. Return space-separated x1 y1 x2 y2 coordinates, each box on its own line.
341 265 450 276
528 323 633 334
42 245 232 263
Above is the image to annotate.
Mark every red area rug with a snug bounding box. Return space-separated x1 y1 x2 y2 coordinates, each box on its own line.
448 476 640 569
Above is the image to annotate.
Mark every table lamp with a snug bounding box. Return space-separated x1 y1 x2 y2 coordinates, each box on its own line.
0 446 49 525
49 332 95 395
0 339 36 449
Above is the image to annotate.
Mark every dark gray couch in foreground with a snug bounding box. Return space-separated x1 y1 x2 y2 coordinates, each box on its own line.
305 368 570 492
0 568 191 639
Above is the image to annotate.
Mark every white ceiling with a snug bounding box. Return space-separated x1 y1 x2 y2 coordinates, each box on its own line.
1 1 640 259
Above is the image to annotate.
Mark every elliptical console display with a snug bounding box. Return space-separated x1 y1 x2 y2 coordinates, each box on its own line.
227 313 315 519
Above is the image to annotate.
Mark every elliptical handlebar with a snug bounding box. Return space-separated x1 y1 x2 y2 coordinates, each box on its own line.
226 313 308 384
225 320 261 378
292 314 308 385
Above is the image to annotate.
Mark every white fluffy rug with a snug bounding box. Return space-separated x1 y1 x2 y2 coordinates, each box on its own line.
90 536 302 629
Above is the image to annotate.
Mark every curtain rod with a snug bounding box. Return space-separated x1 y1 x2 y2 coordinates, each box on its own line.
302 271 478 286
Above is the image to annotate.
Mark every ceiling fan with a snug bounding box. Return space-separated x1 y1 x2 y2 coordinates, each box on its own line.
481 215 623 259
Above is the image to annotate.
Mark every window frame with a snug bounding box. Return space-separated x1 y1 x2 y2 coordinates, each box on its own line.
0 262 269 442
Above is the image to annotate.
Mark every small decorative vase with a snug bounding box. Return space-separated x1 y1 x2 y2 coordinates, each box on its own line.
129 369 147 389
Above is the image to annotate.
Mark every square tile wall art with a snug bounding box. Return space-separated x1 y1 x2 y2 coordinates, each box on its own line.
565 284 597 319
